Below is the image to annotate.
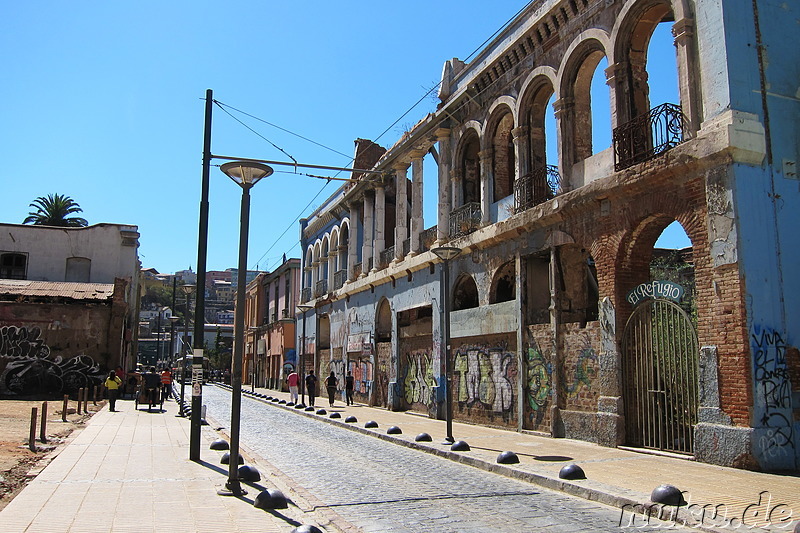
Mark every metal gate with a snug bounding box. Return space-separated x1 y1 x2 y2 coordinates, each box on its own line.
622 299 698 454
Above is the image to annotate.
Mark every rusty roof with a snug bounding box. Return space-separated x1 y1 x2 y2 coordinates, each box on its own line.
0 280 115 300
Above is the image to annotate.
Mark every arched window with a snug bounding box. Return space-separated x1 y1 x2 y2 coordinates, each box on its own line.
460 132 481 206
492 112 516 201
490 261 516 304
65 257 91 282
452 273 479 311
376 298 392 342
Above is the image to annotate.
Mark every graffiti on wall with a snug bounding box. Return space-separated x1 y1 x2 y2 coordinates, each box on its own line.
564 347 597 397
322 359 347 391
453 344 516 417
0 326 105 395
348 357 373 395
401 350 436 407
751 326 795 461
525 343 552 426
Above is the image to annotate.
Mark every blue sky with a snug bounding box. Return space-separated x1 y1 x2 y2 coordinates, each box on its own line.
1 2 688 275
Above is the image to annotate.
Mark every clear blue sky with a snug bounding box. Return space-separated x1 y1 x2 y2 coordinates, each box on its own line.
1 2 688 276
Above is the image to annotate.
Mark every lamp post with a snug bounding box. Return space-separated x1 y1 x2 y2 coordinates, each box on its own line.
168 315 180 367
431 245 461 444
179 284 195 417
296 303 313 405
219 160 273 497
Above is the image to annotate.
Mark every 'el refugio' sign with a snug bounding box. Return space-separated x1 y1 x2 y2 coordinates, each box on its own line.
626 280 684 307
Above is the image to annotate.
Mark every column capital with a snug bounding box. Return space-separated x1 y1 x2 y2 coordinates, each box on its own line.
672 17 694 43
478 149 493 162
511 125 528 139
392 160 411 172
552 97 573 118
409 148 428 160
434 127 451 140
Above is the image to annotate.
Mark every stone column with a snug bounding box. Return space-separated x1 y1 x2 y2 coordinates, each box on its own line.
409 150 425 255
393 162 409 263
372 185 385 272
595 297 624 447
361 193 374 277
512 125 528 178
450 168 462 210
347 201 360 281
605 62 625 132
435 128 451 245
478 149 492 225
673 17 701 134
553 97 573 191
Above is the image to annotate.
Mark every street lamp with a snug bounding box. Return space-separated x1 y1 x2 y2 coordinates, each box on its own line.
431 245 461 444
219 160 273 497
296 303 314 406
179 284 195 417
168 315 180 367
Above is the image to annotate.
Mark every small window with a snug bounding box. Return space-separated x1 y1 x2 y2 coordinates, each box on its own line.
65 257 91 282
0 253 27 280
452 274 479 310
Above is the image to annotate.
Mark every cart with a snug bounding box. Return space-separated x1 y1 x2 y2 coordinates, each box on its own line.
135 373 164 411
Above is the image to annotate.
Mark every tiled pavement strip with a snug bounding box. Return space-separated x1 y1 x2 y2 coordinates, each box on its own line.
1 385 798 533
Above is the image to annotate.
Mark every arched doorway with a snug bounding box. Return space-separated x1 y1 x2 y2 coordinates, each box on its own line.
622 296 698 455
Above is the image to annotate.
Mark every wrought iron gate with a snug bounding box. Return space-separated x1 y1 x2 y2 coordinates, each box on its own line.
622 299 698 454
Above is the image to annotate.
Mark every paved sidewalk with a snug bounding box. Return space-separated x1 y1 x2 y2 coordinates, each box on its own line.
0 394 330 533
242 385 800 533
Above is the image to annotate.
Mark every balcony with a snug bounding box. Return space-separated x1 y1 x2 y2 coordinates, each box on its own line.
449 202 481 238
379 247 394 270
613 103 687 172
514 165 561 213
301 287 312 303
314 279 328 298
281 308 290 319
333 269 347 290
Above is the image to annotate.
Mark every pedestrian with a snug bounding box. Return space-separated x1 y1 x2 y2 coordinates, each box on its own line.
287 369 300 404
345 371 354 406
104 370 122 412
305 370 317 407
160 367 173 403
143 366 162 409
325 371 338 407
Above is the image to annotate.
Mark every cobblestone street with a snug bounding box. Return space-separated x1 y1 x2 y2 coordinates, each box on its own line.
203 387 694 532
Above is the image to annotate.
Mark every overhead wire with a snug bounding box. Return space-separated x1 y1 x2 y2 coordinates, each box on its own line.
221 2 532 272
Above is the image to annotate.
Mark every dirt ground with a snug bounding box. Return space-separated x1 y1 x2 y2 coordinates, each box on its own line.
0 398 103 512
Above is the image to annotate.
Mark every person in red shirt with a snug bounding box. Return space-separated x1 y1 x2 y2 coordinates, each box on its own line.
160 368 173 403
286 370 299 404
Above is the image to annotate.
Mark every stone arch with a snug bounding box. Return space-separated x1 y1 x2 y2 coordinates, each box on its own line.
519 71 559 174
375 297 392 343
489 261 516 304
452 273 479 311
330 227 341 273
557 29 613 166
485 103 516 202
455 126 482 206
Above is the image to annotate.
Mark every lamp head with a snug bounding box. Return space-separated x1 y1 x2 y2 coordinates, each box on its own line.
181 283 196 296
431 246 462 262
220 161 273 189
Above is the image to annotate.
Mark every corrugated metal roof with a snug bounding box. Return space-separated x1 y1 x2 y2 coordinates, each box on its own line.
0 280 115 300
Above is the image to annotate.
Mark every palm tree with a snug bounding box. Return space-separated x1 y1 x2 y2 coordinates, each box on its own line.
23 194 88 227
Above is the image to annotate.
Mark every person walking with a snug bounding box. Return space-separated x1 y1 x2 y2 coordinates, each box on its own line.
325 371 338 407
104 370 122 412
143 367 162 409
287 369 300 404
345 371 355 406
305 370 318 407
160 367 173 403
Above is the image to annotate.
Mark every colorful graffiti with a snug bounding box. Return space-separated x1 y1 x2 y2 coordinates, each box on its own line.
751 326 795 463
0 326 105 395
525 344 551 426
564 347 597 396
402 350 436 407
453 345 516 417
348 357 373 395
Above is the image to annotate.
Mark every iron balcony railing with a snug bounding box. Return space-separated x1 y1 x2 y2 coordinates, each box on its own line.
449 202 481 238
421 227 437 251
379 247 394 269
314 279 328 298
333 269 347 290
613 103 688 172
514 165 561 213
301 287 311 303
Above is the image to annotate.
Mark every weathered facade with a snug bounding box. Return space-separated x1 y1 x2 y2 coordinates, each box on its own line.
243 258 301 389
298 0 799 471
0 223 141 395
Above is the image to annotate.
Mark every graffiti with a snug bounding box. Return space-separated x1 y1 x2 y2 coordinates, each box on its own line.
453 345 516 416
0 326 105 396
402 350 436 406
323 359 347 391
0 326 51 360
751 326 795 460
565 347 597 396
348 357 373 395
525 345 551 426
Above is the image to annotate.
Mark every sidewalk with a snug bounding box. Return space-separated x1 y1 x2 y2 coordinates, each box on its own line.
0 394 333 533
2 385 798 533
242 384 800 533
